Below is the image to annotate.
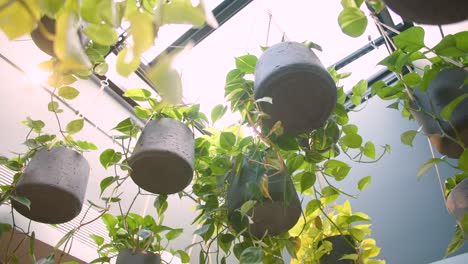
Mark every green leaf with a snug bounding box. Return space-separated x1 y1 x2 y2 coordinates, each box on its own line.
134 106 152 119
65 119 84 134
401 130 417 147
351 95 362 106
300 172 316 192
176 250 190 263
146 47 188 104
166 228 183 240
155 0 218 28
0 0 40 40
417 158 444 178
433 35 466 57
305 199 321 216
116 47 140 77
218 233 235 253
74 140 97 150
83 24 118 46
100 176 116 195
393 26 425 52
123 88 152 101
358 176 372 191
235 55 257 74
240 200 257 216
29 231 36 262
39 0 65 17
340 133 363 148
459 149 468 172
446 225 464 256
211 104 227 124
219 132 236 151
90 257 111 264
240 247 264 264
420 66 441 92
303 40 322 51
363 141 376 159
99 149 122 169
54 7 92 72
338 7 368 37
94 63 108 76
0 223 12 237
324 160 351 181
403 72 422 86
352 80 368 96
342 124 358 135
113 118 135 135
10 195 31 209
47 102 62 113
58 86 80 100
441 94 468 121
89 234 104 246
101 214 117 228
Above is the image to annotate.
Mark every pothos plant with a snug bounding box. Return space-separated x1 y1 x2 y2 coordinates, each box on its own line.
189 44 388 263
366 24 468 255
290 200 384 264
0 0 218 104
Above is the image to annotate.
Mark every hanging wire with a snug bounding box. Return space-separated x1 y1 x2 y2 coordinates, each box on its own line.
426 137 447 201
265 10 272 46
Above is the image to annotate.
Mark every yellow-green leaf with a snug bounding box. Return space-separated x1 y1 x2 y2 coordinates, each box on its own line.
66 119 84 134
260 175 272 200
338 7 368 37
0 0 40 39
116 47 140 77
83 24 118 46
155 0 218 28
58 86 80 100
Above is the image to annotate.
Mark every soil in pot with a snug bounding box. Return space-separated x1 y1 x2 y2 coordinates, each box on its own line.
446 178 468 232
319 235 357 264
254 41 337 136
128 118 194 194
12 146 90 224
227 158 301 238
410 68 468 159
31 16 89 57
116 249 161 264
383 0 468 25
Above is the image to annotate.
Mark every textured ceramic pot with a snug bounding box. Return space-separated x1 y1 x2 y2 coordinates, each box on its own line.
227 158 301 238
254 41 337 136
31 16 89 57
410 68 468 158
446 179 468 232
319 235 357 264
12 146 90 224
116 249 161 264
383 0 468 25
129 118 194 194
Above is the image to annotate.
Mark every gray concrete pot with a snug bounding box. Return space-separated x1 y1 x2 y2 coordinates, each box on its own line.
226 158 301 238
383 0 468 25
116 249 161 264
446 179 468 233
12 146 90 224
129 118 194 194
31 16 89 57
254 41 337 136
410 68 468 159
319 235 357 264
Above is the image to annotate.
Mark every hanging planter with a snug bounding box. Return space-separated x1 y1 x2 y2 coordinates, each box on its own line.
319 235 357 264
226 158 301 238
31 16 89 57
383 0 468 25
446 178 468 232
12 146 90 224
128 118 194 194
254 41 337 136
116 249 161 264
410 68 468 159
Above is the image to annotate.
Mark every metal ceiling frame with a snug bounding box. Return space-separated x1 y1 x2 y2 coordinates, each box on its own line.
93 2 413 134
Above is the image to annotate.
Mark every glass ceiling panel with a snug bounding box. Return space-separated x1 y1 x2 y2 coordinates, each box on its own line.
176 0 397 129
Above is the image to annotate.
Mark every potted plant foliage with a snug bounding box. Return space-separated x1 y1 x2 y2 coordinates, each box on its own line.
253 41 337 135
369 25 468 255
188 47 387 262
91 211 189 264
290 201 385 264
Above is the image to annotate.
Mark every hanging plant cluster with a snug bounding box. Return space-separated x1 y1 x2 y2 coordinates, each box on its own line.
0 0 467 263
